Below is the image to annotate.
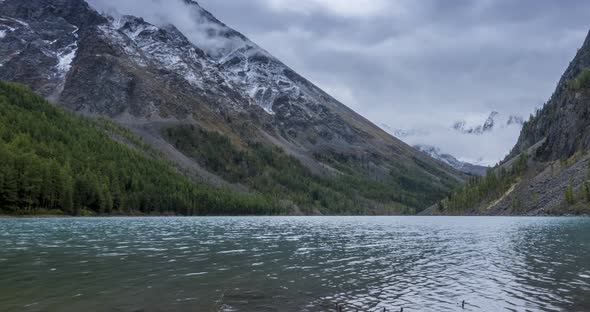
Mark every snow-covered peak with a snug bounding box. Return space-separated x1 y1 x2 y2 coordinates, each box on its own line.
452 111 524 135
96 13 255 110
382 110 525 167
86 0 315 114
178 0 251 59
177 2 307 114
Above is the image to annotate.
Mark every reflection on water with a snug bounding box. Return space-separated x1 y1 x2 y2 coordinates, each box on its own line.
0 217 588 311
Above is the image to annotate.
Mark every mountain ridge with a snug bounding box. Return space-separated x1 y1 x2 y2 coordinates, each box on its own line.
452 111 524 135
414 145 489 176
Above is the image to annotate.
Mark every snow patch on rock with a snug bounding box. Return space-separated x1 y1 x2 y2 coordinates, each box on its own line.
55 43 78 77
98 21 148 67
54 26 79 79
94 15 254 108
0 16 28 27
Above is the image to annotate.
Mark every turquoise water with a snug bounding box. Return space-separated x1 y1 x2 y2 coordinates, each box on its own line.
0 217 588 311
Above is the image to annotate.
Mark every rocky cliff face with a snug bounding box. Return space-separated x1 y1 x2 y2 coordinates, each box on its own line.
493 31 590 215
510 31 590 162
0 0 466 212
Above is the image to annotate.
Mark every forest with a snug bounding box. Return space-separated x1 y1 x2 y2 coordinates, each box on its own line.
0 81 279 216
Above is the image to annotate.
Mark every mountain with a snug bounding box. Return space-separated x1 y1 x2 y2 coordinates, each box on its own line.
0 0 466 214
383 112 524 140
428 31 590 216
414 145 489 176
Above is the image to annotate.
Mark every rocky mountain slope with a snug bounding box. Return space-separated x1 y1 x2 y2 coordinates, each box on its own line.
427 31 590 216
0 0 466 214
414 145 489 176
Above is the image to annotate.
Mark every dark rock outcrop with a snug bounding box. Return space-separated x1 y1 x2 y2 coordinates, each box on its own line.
510 31 590 162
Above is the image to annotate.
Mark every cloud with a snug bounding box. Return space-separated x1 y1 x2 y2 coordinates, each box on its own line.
258 0 403 18
87 0 248 57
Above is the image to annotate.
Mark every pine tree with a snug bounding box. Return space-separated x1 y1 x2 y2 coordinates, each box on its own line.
565 184 575 205
437 200 445 212
0 169 19 213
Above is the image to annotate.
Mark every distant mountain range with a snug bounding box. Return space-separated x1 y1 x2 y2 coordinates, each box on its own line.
381 111 525 168
382 111 525 141
414 145 489 176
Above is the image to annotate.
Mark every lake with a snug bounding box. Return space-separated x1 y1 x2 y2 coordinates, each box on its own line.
0 217 588 311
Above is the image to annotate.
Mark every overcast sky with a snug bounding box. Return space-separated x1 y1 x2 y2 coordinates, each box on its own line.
89 0 590 165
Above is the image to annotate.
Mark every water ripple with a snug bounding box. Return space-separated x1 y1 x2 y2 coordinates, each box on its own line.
0 217 588 312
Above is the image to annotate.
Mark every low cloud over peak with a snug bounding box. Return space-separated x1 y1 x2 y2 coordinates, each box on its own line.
258 0 405 18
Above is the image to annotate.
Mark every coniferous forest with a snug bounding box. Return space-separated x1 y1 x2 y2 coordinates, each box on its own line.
0 81 279 216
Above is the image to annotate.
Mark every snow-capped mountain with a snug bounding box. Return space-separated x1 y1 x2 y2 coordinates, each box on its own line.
0 0 397 144
0 0 466 210
382 110 525 167
177 0 327 116
414 145 489 176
